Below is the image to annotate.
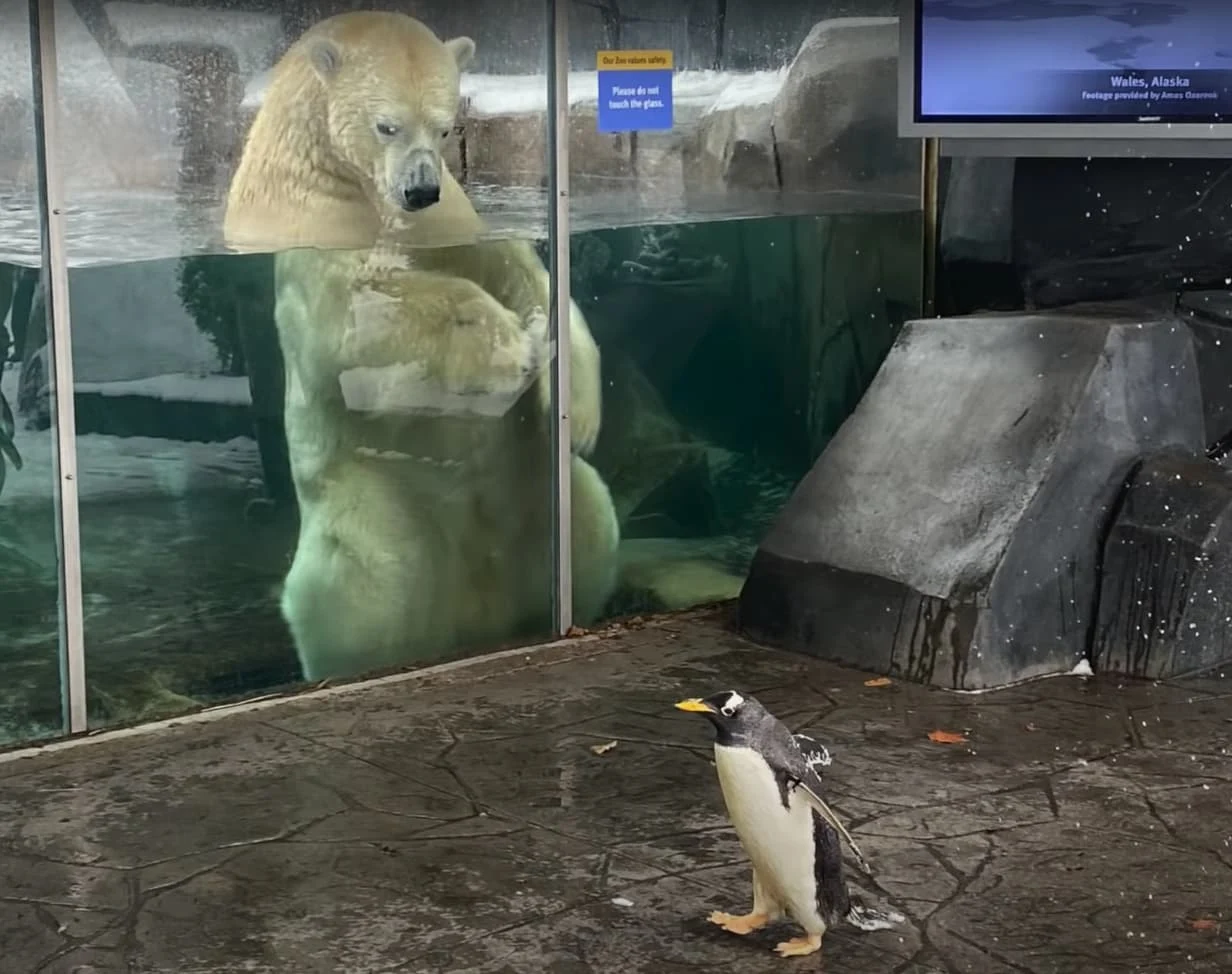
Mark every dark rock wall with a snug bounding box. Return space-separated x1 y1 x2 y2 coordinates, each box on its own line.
939 156 1232 321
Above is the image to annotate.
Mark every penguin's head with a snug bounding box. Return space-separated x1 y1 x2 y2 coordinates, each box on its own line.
674 690 763 743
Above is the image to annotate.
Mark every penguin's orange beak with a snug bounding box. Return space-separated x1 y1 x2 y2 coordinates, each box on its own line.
674 698 715 714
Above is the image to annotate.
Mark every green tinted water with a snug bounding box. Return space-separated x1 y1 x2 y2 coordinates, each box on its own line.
0 209 920 745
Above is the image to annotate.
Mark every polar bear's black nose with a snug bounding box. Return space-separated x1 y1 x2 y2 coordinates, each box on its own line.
401 183 440 211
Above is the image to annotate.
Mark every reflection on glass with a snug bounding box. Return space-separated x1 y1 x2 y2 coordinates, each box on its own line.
564 4 923 619
22 2 556 731
0 3 63 745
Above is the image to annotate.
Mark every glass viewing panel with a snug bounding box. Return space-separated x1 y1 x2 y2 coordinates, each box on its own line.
1 0 925 744
0 2 65 746
23 0 555 734
562 0 923 621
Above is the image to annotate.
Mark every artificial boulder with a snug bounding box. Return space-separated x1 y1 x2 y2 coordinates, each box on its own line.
682 102 777 194
465 107 634 190
1092 451 1232 680
771 17 918 197
739 308 1206 689
0 0 174 191
1177 290 1232 451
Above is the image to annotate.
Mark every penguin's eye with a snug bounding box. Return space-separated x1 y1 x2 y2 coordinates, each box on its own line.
720 704 735 717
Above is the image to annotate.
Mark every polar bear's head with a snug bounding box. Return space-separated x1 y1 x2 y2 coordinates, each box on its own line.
305 12 475 214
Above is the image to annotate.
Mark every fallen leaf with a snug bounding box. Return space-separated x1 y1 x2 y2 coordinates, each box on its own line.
566 626 589 637
1189 918 1218 931
864 677 893 687
590 741 618 756
928 729 968 744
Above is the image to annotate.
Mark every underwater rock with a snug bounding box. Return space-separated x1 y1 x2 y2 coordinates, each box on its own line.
718 212 918 467
771 17 918 197
590 350 719 536
614 536 746 615
740 307 1207 690
1092 450 1232 681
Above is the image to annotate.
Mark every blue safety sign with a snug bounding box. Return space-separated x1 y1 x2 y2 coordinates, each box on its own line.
596 50 674 133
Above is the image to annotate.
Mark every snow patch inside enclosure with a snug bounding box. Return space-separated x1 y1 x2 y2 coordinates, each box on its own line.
0 366 262 510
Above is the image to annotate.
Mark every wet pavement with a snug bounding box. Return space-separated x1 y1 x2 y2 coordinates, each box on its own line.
1 606 1230 974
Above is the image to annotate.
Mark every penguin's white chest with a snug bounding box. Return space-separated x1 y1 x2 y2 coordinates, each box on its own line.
713 744 820 920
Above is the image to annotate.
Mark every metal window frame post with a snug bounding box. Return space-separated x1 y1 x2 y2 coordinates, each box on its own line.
920 136 940 318
29 0 88 734
546 0 573 635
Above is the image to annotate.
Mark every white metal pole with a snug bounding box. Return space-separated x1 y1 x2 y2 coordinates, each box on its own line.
546 0 573 635
29 0 88 734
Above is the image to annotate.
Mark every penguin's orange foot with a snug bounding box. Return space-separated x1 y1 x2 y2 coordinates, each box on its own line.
774 934 823 958
707 910 770 935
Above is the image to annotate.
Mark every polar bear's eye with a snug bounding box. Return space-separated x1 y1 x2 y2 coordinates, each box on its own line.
441 129 451 139
375 122 400 138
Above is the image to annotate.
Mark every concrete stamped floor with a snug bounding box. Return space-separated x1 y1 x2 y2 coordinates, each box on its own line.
1 607 1230 974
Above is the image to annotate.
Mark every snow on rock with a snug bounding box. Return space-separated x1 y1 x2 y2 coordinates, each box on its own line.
75 373 251 405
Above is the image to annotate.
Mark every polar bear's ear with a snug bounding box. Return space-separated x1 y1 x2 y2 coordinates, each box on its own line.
308 38 342 81
444 36 476 71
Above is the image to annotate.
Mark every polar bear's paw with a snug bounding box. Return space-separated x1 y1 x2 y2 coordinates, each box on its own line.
435 302 549 408
530 308 602 456
567 363 602 457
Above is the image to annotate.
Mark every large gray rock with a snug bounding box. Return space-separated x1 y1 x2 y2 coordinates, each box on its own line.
1176 290 1232 452
771 17 918 197
739 308 1207 689
681 103 777 193
1092 451 1232 680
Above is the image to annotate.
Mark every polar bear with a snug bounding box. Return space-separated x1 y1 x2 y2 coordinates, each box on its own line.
223 11 619 681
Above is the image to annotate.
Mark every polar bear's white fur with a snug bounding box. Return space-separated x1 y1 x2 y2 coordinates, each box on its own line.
224 11 618 679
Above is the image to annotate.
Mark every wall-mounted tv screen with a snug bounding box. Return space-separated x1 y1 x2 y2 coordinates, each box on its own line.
899 0 1232 145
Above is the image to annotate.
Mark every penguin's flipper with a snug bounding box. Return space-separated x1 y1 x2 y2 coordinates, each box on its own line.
790 779 872 876
761 729 872 876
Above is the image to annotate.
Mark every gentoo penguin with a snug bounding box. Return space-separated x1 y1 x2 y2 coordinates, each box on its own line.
675 689 904 958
